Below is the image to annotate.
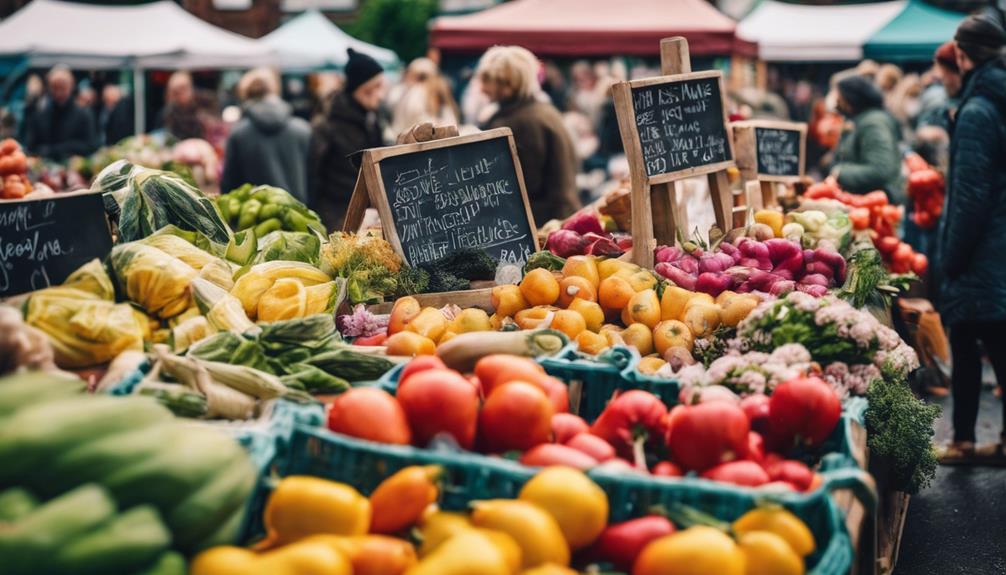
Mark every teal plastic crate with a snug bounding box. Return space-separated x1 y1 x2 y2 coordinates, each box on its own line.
537 344 680 422
283 424 873 575
589 463 875 575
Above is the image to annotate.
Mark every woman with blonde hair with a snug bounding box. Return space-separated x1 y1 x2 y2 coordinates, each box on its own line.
221 67 311 201
388 57 459 139
477 45 581 224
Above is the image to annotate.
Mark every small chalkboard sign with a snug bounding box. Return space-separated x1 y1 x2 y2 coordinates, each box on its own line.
0 190 113 297
624 71 733 182
345 128 539 267
732 120 807 183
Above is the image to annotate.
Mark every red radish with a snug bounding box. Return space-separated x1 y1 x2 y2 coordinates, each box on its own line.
702 460 770 487
520 443 598 470
545 229 588 257
566 433 616 462
562 210 604 235
551 413 589 444
651 461 683 477
762 455 815 491
740 394 771 434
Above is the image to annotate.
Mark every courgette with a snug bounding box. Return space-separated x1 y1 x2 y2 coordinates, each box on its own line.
305 347 395 383
53 505 172 575
0 372 86 417
0 487 38 522
138 383 209 418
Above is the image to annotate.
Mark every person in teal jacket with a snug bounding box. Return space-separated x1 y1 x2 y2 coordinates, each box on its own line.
831 76 905 204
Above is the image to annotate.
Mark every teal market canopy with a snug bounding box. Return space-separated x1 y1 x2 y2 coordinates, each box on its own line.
738 0 965 62
261 10 399 71
863 0 966 62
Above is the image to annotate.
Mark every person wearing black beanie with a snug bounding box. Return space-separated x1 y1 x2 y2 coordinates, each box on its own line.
829 75 903 200
938 14 1006 463
309 48 387 229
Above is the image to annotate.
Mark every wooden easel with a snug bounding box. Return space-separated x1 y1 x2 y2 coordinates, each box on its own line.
731 120 808 215
612 37 737 269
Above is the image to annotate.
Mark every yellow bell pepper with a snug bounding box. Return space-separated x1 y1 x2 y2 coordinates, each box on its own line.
737 531 805 575
261 476 371 548
417 510 474 557
191 541 352 575
633 526 745 575
302 535 418 575
405 307 448 342
518 467 608 551
470 499 570 568
732 507 815 558
755 210 785 238
407 529 521 575
522 565 580 575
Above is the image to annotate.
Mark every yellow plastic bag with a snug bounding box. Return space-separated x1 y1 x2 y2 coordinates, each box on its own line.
258 278 308 322
230 261 330 319
111 243 198 319
26 291 145 368
61 259 116 300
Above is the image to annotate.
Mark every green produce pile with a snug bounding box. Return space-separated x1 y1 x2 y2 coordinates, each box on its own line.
217 185 326 239
188 314 393 395
0 372 257 574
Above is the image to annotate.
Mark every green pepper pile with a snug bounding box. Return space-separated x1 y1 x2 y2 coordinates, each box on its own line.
217 185 326 239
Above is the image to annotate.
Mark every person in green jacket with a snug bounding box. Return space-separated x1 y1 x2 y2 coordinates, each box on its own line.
831 76 905 203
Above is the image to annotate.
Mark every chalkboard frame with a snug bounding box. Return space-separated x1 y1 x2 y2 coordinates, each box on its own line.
731 120 807 183
0 188 113 299
613 70 735 185
355 127 540 266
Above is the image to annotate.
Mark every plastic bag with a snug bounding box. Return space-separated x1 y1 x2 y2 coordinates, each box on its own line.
111 243 198 319
230 261 331 319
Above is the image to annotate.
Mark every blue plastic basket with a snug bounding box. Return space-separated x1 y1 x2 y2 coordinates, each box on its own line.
282 423 873 575
537 344 679 421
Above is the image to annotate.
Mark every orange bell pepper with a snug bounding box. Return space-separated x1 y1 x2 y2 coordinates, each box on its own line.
369 465 442 534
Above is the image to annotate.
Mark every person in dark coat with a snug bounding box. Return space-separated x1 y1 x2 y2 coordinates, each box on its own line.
221 68 311 202
830 75 904 203
477 46 580 225
160 71 205 142
98 84 134 146
25 66 97 161
938 15 1006 461
310 48 386 230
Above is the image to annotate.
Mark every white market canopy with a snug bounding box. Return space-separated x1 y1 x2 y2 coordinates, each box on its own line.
0 0 276 69
261 9 399 71
737 0 907 62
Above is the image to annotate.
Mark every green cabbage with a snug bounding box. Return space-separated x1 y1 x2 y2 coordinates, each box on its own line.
252 231 322 267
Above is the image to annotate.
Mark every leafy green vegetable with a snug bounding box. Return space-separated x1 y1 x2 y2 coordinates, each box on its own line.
393 266 430 298
865 374 941 493
280 365 349 395
524 251 566 273
840 244 918 311
305 349 394 383
110 168 232 244
428 248 496 281
425 269 470 293
252 231 322 267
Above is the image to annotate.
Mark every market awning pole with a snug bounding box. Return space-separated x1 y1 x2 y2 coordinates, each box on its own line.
133 64 145 136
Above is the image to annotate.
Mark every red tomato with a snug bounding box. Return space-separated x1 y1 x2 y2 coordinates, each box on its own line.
520 443 598 469
0 138 18 156
881 204 902 225
538 375 570 414
0 156 14 175
565 433 616 462
353 333 388 346
876 236 900 256
591 516 676 572
474 354 545 396
904 152 929 173
767 376 841 452
551 413 589 444
762 455 815 492
746 432 766 464
862 190 889 208
913 211 935 229
651 461 683 477
397 356 447 390
911 253 929 276
848 207 871 230
665 402 749 472
892 243 915 273
478 382 553 453
9 151 26 174
701 460 770 487
739 394 771 435
327 388 411 445
396 368 479 449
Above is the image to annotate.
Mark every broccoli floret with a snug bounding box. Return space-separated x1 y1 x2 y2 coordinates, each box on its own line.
429 248 497 280
425 269 470 293
393 266 431 297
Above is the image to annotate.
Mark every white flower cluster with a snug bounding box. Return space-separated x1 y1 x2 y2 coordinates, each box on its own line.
677 343 814 397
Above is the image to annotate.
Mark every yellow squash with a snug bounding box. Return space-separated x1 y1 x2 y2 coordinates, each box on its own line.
261 476 371 547
470 500 570 568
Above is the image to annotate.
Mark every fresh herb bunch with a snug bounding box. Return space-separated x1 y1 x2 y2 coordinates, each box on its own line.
524 251 566 273
865 374 941 493
840 246 917 310
323 232 403 304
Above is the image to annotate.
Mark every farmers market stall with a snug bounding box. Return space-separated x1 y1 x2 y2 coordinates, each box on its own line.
260 9 400 71
429 0 756 57
1 37 940 573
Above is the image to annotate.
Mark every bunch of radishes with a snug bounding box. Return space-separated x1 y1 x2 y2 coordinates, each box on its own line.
654 237 846 298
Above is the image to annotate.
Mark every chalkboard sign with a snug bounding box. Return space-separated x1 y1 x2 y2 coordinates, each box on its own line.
629 72 733 179
756 127 802 177
732 120 807 183
0 191 113 297
367 129 538 267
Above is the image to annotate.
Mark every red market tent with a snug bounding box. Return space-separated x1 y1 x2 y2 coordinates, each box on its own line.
429 0 756 58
